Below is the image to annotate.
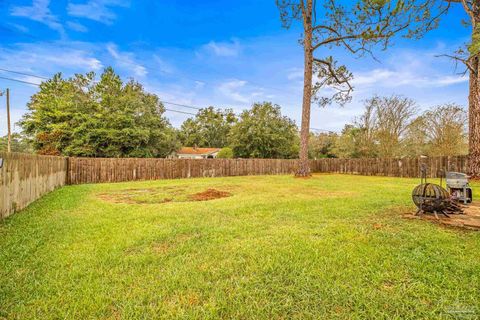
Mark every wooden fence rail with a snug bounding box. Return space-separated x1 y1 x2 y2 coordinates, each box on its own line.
68 156 469 185
311 156 468 178
1 153 469 218
67 158 299 184
0 152 67 219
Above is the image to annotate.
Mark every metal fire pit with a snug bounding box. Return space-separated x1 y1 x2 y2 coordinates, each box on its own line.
412 164 463 218
412 183 451 216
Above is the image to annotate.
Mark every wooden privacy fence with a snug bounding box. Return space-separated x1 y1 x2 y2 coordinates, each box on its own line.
311 156 468 178
68 155 469 185
0 153 469 218
0 152 67 219
67 158 299 184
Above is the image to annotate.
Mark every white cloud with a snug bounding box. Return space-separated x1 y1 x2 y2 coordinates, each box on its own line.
217 80 249 103
107 43 147 77
353 68 468 89
67 0 130 24
215 79 269 104
287 68 303 81
353 48 469 89
202 40 241 57
67 21 88 32
194 81 205 90
0 43 103 73
9 23 29 34
18 76 43 86
153 55 175 75
10 0 65 35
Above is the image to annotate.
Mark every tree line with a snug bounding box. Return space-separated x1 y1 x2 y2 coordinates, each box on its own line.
3 68 466 160
4 68 300 159
310 96 467 159
276 0 478 176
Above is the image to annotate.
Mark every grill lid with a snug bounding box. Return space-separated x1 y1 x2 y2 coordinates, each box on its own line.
446 171 469 188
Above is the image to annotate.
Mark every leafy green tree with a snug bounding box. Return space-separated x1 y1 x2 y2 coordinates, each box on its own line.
229 102 299 159
217 147 234 159
422 104 468 156
405 104 468 157
333 125 365 159
309 132 338 159
369 95 417 158
0 133 33 153
20 68 179 158
179 107 237 148
403 117 429 157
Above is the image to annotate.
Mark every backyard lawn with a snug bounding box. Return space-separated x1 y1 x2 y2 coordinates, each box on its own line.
1 174 479 319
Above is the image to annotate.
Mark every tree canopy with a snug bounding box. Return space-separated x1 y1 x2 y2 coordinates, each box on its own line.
179 107 237 148
20 68 179 158
276 0 454 175
309 132 338 159
0 133 32 153
229 102 299 159
332 97 468 158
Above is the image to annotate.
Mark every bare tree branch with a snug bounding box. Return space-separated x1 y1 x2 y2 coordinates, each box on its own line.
436 53 477 74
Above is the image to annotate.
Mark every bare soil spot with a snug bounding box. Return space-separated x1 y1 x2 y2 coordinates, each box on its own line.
98 187 232 204
97 193 137 204
152 233 201 254
189 189 232 201
373 223 383 230
294 175 313 180
404 202 480 231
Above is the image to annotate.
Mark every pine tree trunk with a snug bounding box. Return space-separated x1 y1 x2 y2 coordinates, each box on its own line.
296 0 313 177
469 56 480 177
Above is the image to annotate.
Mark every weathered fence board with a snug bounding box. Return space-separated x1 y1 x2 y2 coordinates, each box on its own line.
67 158 299 184
0 152 67 218
313 156 468 178
66 156 468 185
1 154 469 218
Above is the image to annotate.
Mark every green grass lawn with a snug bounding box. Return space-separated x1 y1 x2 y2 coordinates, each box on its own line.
1 174 480 319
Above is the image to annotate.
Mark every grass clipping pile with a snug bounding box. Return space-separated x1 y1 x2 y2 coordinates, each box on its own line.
98 187 232 205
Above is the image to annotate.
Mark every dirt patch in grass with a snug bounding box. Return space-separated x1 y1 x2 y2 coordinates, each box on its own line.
152 233 201 254
98 187 232 204
189 189 232 201
97 191 174 204
404 202 480 231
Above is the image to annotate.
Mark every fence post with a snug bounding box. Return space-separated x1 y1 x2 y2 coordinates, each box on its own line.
65 157 70 185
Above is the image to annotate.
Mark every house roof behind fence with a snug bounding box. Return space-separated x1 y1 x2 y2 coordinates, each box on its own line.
177 147 221 155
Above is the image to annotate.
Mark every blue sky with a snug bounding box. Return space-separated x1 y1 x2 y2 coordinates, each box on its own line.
0 0 471 136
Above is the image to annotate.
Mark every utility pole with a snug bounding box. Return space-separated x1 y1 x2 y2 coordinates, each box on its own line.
6 88 11 153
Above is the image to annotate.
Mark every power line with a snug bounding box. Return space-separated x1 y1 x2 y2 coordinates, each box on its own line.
165 108 196 116
0 67 290 112
0 75 202 115
311 127 338 134
162 101 202 110
0 69 207 111
0 67 339 132
0 68 49 80
0 75 40 86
